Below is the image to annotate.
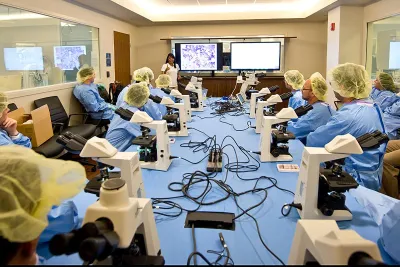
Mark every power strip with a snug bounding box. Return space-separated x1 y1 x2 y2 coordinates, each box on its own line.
207 148 223 172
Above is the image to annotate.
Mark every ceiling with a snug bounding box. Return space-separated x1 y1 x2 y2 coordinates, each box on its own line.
64 0 381 26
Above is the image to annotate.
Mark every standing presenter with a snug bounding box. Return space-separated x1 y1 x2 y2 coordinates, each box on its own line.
161 53 181 88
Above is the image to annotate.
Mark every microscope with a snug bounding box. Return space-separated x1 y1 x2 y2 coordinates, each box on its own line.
238 73 260 102
259 108 298 162
116 108 172 171
254 92 292 134
57 132 145 198
249 86 279 118
49 179 164 266
292 131 389 221
185 82 204 112
161 88 192 122
160 97 189 137
288 220 383 265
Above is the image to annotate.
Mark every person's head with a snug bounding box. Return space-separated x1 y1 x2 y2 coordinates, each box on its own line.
302 72 328 103
0 92 9 125
329 63 371 103
374 72 397 92
284 70 305 91
155 74 171 88
77 66 95 84
0 146 86 265
133 67 154 85
124 82 150 108
165 53 175 66
78 54 89 67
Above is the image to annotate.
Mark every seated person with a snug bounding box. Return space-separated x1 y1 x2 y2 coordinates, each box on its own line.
383 99 400 140
287 72 336 145
284 70 308 110
115 67 162 120
73 67 115 122
381 140 400 199
0 92 31 148
153 74 176 116
0 146 85 265
106 82 151 152
307 63 386 191
370 72 398 111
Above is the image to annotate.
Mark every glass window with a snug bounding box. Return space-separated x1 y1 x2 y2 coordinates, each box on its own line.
366 15 400 83
0 4 100 92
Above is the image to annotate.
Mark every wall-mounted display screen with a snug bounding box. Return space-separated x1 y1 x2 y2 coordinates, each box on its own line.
4 47 44 71
230 42 281 70
53 45 87 70
175 43 223 71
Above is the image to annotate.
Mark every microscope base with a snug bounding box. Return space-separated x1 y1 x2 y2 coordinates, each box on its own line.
168 130 189 137
191 107 204 112
260 153 293 162
297 209 353 221
255 127 261 134
249 114 255 119
140 160 172 172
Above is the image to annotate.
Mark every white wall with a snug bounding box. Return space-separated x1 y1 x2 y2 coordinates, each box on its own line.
0 0 137 113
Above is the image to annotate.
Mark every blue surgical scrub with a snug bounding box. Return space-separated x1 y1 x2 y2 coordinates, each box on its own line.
0 130 31 148
370 87 397 111
73 83 114 120
105 101 141 152
150 88 175 116
117 86 163 120
288 90 307 110
383 98 400 140
307 100 387 191
287 102 335 145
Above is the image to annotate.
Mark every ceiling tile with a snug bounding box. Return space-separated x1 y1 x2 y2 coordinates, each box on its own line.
199 0 226 4
227 0 255 3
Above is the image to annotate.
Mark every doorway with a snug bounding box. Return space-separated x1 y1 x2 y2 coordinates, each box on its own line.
114 31 131 85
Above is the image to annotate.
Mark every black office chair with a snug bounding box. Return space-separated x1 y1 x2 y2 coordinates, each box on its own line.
7 102 65 158
33 96 98 169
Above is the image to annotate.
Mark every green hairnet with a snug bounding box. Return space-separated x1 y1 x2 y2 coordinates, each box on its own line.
124 82 150 107
284 70 305 90
329 63 371 99
155 74 171 88
77 66 95 83
0 146 86 243
378 72 396 93
310 72 328 102
134 67 154 84
0 92 8 117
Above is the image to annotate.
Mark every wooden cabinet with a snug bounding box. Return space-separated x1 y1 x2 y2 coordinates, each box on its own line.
178 76 289 109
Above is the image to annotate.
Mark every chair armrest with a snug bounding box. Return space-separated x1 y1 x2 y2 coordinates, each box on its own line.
68 113 90 124
52 122 65 134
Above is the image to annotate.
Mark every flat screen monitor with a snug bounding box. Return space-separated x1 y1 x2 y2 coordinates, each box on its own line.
175 43 223 71
230 42 281 71
4 47 44 71
53 46 87 70
389 42 400 69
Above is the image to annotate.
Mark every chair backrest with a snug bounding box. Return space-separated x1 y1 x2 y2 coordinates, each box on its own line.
34 96 69 126
7 103 18 112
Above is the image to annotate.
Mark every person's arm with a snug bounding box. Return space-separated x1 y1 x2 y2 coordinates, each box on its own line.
177 64 181 80
161 64 169 74
80 90 109 113
287 114 313 141
0 119 32 148
306 115 347 147
10 133 32 148
143 100 163 120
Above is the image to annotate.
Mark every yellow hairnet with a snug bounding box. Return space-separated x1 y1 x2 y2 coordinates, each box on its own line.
0 146 86 243
378 72 397 93
134 67 154 84
155 74 171 88
124 82 150 107
77 66 95 83
310 72 328 102
284 70 305 90
329 63 371 99
0 92 8 117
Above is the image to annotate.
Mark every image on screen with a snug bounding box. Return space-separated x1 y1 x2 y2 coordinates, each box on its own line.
230 42 281 70
180 43 218 71
4 47 44 71
54 46 87 70
389 42 400 69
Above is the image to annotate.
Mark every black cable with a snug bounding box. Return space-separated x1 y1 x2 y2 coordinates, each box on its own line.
187 252 213 266
281 202 302 217
219 116 252 131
